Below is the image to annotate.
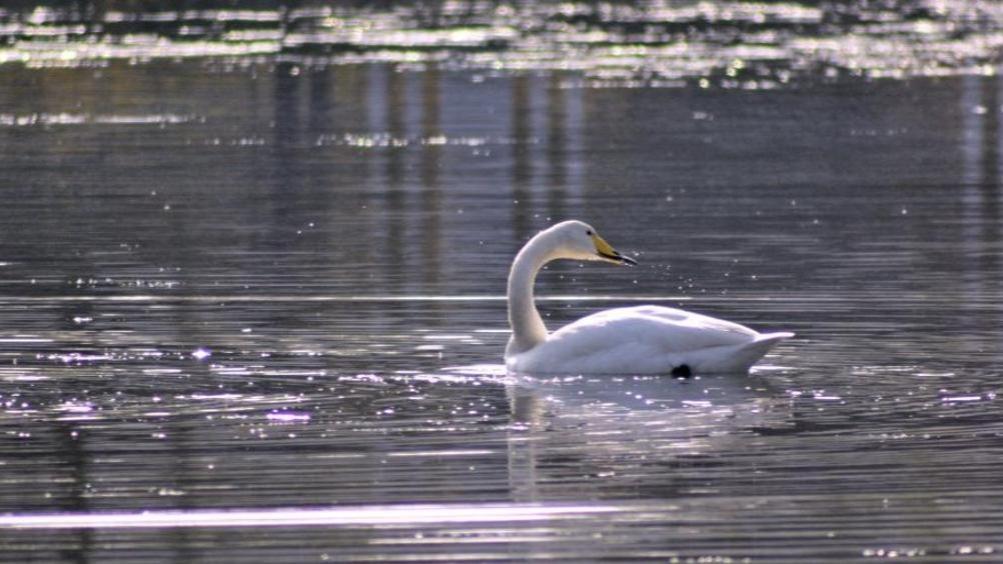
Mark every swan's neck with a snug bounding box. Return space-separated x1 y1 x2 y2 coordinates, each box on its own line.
506 234 555 355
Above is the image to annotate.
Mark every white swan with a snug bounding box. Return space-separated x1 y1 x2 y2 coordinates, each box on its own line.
504 220 793 375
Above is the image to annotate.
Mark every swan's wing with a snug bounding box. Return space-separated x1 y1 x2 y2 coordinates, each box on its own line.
627 305 758 338
510 305 789 375
550 305 757 353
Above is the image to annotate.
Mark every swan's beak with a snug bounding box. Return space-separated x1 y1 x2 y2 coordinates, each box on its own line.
592 233 638 266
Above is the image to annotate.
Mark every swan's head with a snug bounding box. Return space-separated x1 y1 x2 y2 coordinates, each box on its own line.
546 220 637 266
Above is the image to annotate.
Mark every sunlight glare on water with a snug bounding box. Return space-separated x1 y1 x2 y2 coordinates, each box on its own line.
0 1 1002 83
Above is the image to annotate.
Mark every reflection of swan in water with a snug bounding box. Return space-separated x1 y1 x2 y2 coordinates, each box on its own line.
503 372 793 502
510 372 779 415
505 221 793 375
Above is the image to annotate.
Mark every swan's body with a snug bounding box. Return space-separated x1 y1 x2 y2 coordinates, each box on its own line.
504 221 792 375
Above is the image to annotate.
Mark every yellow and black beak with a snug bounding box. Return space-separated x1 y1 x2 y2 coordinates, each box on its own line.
591 233 638 266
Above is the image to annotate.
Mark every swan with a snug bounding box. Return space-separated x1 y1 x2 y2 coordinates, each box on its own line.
504 220 793 375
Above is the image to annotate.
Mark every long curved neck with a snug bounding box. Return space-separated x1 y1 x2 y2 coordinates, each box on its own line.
507 233 555 354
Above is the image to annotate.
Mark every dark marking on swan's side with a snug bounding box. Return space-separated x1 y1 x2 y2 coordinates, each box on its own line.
671 364 692 378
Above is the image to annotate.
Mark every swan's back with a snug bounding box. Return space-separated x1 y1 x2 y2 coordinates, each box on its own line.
506 305 791 375
554 305 755 349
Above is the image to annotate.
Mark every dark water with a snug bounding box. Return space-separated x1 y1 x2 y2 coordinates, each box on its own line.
3 3 1003 562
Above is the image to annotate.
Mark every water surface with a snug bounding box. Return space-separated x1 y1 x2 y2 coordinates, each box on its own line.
3 0 1003 83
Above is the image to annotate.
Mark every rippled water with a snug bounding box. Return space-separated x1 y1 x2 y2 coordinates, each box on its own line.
3 4 1003 561
2 1 1003 83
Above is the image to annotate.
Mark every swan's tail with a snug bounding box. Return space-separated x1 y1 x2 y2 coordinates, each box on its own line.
756 332 796 344
737 332 794 369
695 332 794 373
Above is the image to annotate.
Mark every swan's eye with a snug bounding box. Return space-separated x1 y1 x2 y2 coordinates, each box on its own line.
586 230 593 236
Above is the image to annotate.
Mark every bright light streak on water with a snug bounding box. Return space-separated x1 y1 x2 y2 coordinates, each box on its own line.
0 503 624 529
